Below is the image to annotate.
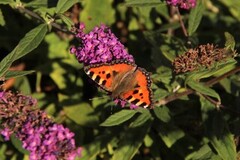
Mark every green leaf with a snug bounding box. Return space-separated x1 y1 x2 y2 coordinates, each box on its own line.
44 33 69 59
124 0 165 7
154 105 171 122
31 92 57 112
4 70 35 79
155 66 172 84
59 14 74 29
224 32 235 51
219 78 232 94
210 131 236 160
158 123 185 148
25 0 48 8
200 96 225 137
100 110 137 127
0 144 7 159
0 9 6 26
80 0 115 31
80 134 117 160
56 0 81 13
187 80 220 101
11 134 29 155
136 7 154 30
50 68 67 89
13 24 48 61
186 58 237 80
144 134 153 147
129 110 151 128
0 24 48 77
200 96 237 160
189 145 212 159
92 96 109 108
0 0 14 5
155 4 170 20
200 96 215 123
188 0 205 36
14 76 31 94
112 120 151 160
44 32 72 90
64 103 99 127
186 144 220 160
219 0 240 21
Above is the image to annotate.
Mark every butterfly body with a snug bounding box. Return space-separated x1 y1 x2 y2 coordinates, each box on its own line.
84 60 153 108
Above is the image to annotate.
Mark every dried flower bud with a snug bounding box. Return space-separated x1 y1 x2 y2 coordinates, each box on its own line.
173 44 233 73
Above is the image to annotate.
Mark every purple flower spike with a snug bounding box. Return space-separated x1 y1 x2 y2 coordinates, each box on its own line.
0 91 82 160
114 99 127 107
166 0 196 9
70 23 134 65
0 128 11 141
114 99 138 109
129 104 139 109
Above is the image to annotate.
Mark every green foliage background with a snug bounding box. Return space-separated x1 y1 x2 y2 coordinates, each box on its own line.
0 0 240 159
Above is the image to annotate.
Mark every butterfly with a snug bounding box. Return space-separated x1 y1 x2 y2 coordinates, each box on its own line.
84 60 153 108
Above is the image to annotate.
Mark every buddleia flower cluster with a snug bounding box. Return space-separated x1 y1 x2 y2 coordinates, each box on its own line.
0 91 81 160
172 43 233 73
70 23 134 65
166 0 196 9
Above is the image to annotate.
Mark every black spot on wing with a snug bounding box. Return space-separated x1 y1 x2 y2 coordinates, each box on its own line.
131 99 140 104
139 102 147 108
102 71 105 74
133 90 139 94
89 71 94 77
95 75 101 83
102 80 107 86
106 73 111 79
126 95 133 101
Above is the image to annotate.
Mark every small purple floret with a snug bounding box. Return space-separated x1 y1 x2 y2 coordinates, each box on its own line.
166 0 196 9
114 99 139 109
0 128 11 141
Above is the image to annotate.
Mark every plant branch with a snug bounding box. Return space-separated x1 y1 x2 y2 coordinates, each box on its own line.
167 6 175 36
205 66 240 86
18 7 42 21
176 7 188 37
200 94 240 116
17 6 74 35
156 66 240 106
201 94 222 108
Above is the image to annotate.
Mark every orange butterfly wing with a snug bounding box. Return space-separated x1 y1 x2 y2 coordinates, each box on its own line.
84 60 153 108
84 61 136 92
120 67 153 108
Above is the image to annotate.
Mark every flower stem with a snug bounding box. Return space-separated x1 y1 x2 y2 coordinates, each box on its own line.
176 7 188 37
